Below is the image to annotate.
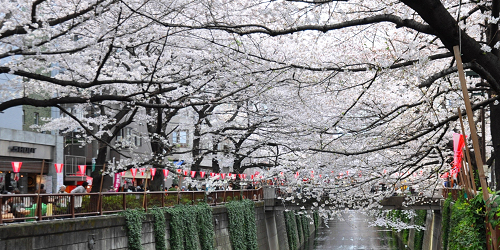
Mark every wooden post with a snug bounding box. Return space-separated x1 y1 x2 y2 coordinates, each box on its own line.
36 160 45 221
97 164 106 214
454 46 497 249
458 108 478 194
142 177 149 211
460 159 472 199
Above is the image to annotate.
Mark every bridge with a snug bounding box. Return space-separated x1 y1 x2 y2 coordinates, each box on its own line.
263 187 448 211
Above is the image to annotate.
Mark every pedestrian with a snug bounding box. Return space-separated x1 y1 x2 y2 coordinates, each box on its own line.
71 181 88 213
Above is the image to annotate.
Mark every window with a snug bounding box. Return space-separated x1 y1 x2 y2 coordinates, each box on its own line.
172 130 188 147
135 136 142 147
34 112 39 125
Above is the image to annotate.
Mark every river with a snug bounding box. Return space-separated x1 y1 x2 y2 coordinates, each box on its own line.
302 212 402 250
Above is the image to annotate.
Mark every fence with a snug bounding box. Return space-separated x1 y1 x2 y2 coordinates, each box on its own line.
0 188 263 224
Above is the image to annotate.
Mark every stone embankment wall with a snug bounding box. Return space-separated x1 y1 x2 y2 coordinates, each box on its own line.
0 201 317 250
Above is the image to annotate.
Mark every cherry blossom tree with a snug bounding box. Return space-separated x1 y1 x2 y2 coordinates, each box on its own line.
1 0 500 213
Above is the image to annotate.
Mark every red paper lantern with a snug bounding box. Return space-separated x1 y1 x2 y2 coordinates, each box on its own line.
251 175 254 180
176 169 182 173
139 167 146 176
243 174 246 180
183 170 188 176
120 172 126 177
11 162 22 181
150 168 156 180
200 171 206 178
130 168 138 182
11 162 22 173
191 171 196 178
210 172 215 177
221 173 226 179
54 163 64 173
163 169 169 178
78 165 86 176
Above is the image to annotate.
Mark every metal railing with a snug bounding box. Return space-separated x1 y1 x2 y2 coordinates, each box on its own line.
0 188 263 224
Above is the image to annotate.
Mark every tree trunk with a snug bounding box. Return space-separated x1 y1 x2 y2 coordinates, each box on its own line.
492 101 500 191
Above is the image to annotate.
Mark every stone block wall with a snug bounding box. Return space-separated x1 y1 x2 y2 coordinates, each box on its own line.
213 206 232 250
274 210 290 250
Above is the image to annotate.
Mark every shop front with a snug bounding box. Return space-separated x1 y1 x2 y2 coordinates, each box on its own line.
0 128 64 194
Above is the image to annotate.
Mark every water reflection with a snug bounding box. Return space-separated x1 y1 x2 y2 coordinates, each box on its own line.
303 212 401 250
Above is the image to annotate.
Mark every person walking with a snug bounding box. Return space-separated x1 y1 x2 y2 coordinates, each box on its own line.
71 182 88 213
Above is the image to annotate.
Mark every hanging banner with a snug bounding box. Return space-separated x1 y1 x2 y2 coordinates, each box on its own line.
139 167 146 176
113 173 121 191
130 168 137 182
54 163 64 173
453 133 466 172
78 165 86 176
150 168 156 180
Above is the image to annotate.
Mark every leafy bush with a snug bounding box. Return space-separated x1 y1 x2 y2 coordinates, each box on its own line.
448 194 486 250
284 211 298 250
442 195 452 250
120 209 146 250
149 208 167 250
413 210 427 250
225 199 258 250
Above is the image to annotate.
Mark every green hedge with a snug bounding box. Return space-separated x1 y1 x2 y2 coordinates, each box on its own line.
167 203 215 250
225 199 258 250
284 211 299 250
413 210 427 250
448 194 486 250
120 209 146 250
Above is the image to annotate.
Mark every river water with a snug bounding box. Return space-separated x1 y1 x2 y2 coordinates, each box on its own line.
302 212 401 250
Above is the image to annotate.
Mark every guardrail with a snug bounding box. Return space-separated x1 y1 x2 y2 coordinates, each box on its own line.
0 188 263 224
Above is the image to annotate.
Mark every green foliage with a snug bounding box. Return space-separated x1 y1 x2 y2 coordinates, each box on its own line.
442 195 452 250
296 212 303 244
485 190 500 229
448 193 487 250
301 214 310 239
149 208 167 250
120 209 146 250
167 204 201 250
284 211 298 250
313 211 319 230
196 203 215 250
413 210 427 250
225 199 258 250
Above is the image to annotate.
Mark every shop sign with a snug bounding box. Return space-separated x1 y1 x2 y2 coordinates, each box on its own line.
9 146 36 153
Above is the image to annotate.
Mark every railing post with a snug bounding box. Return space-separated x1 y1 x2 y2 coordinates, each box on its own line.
99 193 103 215
162 191 165 208
36 194 42 221
123 193 127 210
144 193 148 212
70 195 75 218
192 191 194 205
0 196 3 224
